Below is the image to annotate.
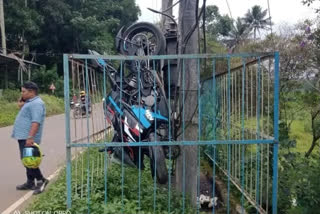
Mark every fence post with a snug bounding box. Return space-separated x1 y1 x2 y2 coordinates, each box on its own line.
272 52 280 214
64 54 72 209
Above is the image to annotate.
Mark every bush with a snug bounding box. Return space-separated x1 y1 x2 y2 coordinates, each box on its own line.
278 154 320 213
0 94 65 127
31 65 64 97
0 99 19 127
1 89 21 102
26 149 194 214
41 94 65 116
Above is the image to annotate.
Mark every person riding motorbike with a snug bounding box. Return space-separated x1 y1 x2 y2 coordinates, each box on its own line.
80 91 92 114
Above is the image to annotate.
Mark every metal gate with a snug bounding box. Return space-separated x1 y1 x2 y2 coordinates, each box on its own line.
63 52 279 213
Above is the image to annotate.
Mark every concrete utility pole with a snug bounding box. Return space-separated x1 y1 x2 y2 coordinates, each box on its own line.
175 0 199 206
160 0 179 95
161 0 173 31
0 0 7 55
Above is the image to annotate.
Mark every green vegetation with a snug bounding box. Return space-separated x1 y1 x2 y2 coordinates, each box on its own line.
200 6 320 210
0 100 19 127
4 0 140 66
0 90 65 127
289 120 313 153
26 149 194 214
31 65 64 97
243 116 313 154
2 0 140 99
41 94 65 116
2 0 319 212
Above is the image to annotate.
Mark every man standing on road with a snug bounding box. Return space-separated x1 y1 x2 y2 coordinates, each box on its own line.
12 82 49 195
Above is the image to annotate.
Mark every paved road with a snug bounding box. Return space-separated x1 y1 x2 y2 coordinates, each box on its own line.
0 103 107 213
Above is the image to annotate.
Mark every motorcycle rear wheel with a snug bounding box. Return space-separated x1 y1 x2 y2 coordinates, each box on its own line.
120 22 166 56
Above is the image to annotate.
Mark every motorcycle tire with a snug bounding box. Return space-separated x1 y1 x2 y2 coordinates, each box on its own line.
149 133 168 184
120 22 166 56
73 108 81 119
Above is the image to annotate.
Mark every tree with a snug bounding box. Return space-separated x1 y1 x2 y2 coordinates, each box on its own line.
4 0 140 67
31 65 64 97
204 5 233 39
302 0 320 14
69 0 140 53
223 17 250 52
242 5 271 40
240 21 320 157
34 0 73 55
299 21 320 157
4 0 43 53
302 90 320 157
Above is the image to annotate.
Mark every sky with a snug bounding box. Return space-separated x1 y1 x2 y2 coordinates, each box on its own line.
135 0 319 27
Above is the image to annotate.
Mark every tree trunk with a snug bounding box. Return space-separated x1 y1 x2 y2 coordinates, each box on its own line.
175 0 199 206
305 138 318 158
305 110 320 157
0 0 7 55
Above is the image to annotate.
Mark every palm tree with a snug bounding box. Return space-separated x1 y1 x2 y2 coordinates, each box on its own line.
224 17 250 53
243 5 271 40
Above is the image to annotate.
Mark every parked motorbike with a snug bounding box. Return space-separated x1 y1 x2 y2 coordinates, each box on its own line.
72 99 91 119
70 100 75 109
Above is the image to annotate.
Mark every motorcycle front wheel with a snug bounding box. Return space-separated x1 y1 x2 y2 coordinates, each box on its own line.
73 107 81 119
120 22 166 56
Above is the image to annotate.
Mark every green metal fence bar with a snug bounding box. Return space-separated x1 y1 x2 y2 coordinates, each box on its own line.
168 59 172 214
197 58 201 214
239 69 241 184
245 64 249 193
250 68 254 198
227 57 231 214
64 54 72 209
85 59 92 213
138 61 142 213
70 139 275 147
182 58 186 214
120 60 125 214
266 58 271 213
260 65 264 209
153 59 158 213
70 53 275 60
272 52 280 214
256 57 262 213
241 58 246 214
212 59 217 214
104 145 108 205
103 63 107 205
232 72 235 180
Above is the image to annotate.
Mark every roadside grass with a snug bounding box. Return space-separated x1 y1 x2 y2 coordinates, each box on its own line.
214 115 313 155
289 119 313 154
25 148 195 214
245 116 312 155
242 116 312 154
0 92 65 127
0 100 19 127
